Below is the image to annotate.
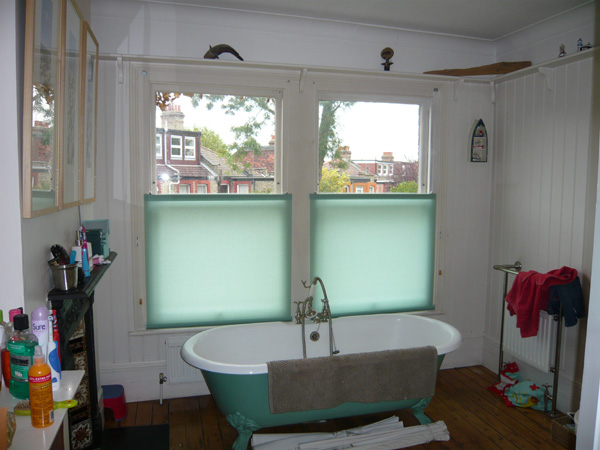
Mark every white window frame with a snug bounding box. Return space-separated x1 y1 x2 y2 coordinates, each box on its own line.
130 60 445 331
197 183 207 193
237 184 250 194
184 136 196 159
155 134 162 158
170 135 182 159
356 186 363 193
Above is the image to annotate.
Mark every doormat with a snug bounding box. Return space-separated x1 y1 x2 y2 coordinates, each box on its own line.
101 425 169 450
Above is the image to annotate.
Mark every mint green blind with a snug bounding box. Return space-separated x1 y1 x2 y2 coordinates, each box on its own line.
310 194 436 316
144 194 292 328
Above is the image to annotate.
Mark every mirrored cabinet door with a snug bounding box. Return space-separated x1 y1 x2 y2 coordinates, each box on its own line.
22 0 98 218
22 0 62 218
61 0 83 208
81 23 98 204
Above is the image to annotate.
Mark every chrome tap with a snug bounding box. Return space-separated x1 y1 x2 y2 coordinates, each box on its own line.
299 277 339 357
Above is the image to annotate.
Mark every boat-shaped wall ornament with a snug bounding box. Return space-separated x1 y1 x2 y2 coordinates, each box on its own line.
470 119 488 163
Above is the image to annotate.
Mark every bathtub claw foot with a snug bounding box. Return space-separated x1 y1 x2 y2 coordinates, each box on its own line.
226 412 262 450
411 396 433 424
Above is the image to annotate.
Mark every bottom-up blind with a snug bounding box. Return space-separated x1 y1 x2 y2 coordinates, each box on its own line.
310 193 436 316
144 194 292 328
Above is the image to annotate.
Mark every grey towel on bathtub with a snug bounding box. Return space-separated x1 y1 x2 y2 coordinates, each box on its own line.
267 346 438 414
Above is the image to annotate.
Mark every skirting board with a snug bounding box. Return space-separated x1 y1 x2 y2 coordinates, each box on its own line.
482 336 582 413
100 361 209 403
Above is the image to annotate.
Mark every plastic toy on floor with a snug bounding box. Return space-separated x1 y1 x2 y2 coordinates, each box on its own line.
488 362 549 411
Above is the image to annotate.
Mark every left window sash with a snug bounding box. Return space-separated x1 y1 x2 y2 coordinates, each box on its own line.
144 194 292 328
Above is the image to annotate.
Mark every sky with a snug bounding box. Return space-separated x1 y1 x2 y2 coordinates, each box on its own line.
156 94 420 162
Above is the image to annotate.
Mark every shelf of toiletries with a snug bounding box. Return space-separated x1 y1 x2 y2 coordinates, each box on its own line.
48 251 117 301
0 370 84 450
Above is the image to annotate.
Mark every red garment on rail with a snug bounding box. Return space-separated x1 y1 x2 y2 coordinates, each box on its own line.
505 266 578 338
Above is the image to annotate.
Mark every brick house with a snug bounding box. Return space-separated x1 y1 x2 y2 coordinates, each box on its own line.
155 105 275 193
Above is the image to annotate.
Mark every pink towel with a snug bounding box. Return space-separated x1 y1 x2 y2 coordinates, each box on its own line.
505 266 578 338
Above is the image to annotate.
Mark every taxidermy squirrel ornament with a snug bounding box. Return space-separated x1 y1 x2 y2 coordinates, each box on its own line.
204 44 244 61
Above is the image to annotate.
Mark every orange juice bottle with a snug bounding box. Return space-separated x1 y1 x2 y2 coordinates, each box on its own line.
28 345 54 428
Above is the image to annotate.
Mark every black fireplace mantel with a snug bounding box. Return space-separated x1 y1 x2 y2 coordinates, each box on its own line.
48 250 116 450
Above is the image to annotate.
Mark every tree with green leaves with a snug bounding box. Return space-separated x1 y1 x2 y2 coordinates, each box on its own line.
191 94 353 177
390 180 418 193
318 101 353 181
193 126 229 155
319 166 350 193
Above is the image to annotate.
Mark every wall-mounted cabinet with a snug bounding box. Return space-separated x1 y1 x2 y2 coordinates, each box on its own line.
22 0 98 218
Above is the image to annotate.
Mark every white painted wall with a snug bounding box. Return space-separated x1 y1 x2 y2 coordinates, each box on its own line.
482 52 598 414
90 0 496 74
0 0 25 315
496 3 598 65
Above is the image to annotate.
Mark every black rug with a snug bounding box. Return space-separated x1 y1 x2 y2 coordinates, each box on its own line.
101 425 169 450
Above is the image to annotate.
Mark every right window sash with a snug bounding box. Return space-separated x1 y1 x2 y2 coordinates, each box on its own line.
310 193 436 316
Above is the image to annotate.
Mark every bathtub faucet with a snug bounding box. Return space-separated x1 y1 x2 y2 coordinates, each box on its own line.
301 277 331 323
299 277 339 357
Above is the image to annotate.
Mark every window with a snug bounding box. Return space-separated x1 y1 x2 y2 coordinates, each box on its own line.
178 183 190 194
170 136 182 159
155 134 162 158
317 98 427 194
131 62 441 330
154 92 277 196
184 137 195 158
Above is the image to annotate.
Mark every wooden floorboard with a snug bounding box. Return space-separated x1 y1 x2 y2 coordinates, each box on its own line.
103 365 569 449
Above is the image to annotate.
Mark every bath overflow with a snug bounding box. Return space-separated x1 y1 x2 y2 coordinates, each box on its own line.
310 331 320 342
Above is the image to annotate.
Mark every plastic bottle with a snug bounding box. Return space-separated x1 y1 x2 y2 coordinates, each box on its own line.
1 311 13 388
29 345 54 428
46 307 61 391
31 306 49 363
7 314 38 399
0 320 4 391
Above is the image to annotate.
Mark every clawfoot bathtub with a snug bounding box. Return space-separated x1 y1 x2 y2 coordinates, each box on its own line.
181 313 461 450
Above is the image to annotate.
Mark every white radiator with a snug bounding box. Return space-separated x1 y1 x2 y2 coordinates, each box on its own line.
166 336 204 384
502 307 557 373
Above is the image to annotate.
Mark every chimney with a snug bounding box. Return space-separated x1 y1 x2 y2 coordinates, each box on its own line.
340 146 351 161
269 135 275 146
161 104 185 130
381 152 394 162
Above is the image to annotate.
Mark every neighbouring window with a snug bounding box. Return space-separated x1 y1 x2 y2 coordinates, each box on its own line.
170 136 182 159
156 134 162 158
197 183 207 193
184 137 196 158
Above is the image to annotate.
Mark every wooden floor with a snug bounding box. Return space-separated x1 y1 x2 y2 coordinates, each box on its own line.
104 366 569 449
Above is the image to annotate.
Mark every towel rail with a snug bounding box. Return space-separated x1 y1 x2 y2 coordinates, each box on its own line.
493 261 522 379
493 261 561 418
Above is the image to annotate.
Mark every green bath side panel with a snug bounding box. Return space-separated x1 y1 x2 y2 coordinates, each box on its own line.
201 355 444 429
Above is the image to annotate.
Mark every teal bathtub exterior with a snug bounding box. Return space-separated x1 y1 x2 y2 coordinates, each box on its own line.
202 356 444 450
181 314 462 450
